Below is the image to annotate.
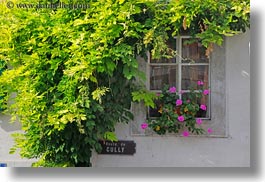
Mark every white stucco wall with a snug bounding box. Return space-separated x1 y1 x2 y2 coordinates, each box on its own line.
92 30 250 167
0 114 36 167
0 30 250 167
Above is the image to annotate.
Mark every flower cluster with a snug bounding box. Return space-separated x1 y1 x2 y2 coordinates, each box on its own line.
141 81 212 136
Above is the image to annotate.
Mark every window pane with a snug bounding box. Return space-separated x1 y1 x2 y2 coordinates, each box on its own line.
181 65 209 90
150 38 176 63
150 65 177 90
182 38 209 63
148 98 162 118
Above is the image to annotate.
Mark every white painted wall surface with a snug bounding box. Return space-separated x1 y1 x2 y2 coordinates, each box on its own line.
0 114 36 167
0 30 250 167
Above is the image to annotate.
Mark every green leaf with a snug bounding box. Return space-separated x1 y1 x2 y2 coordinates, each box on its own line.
132 90 157 108
92 87 110 104
103 132 118 142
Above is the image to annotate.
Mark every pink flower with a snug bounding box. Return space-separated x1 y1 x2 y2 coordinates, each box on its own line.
186 99 190 103
207 128 213 134
200 104 207 111
203 89 209 95
141 122 148 129
156 93 161 97
179 90 184 94
176 99 183 106
197 80 204 86
182 131 190 137
196 118 203 125
178 116 185 122
169 87 176 93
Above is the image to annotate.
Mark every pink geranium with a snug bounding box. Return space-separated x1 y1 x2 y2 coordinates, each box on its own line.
207 128 213 134
176 99 182 106
196 118 203 125
178 116 185 122
182 131 190 137
200 104 207 111
169 86 176 93
141 122 148 129
197 80 204 86
203 89 209 95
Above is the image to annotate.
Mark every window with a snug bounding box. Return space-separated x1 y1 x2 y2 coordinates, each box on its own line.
147 36 210 119
131 36 227 137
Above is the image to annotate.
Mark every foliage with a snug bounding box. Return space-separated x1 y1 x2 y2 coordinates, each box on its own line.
145 84 209 136
0 0 249 167
132 89 158 108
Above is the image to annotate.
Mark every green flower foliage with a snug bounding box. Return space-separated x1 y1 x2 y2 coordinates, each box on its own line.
0 0 249 167
147 85 206 135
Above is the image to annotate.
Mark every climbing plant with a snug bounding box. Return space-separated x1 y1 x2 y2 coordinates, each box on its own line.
0 0 249 167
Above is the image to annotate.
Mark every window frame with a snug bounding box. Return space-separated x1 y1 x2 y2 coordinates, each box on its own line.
130 37 227 137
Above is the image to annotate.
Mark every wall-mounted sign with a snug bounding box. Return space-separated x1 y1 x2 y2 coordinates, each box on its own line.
98 140 136 155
